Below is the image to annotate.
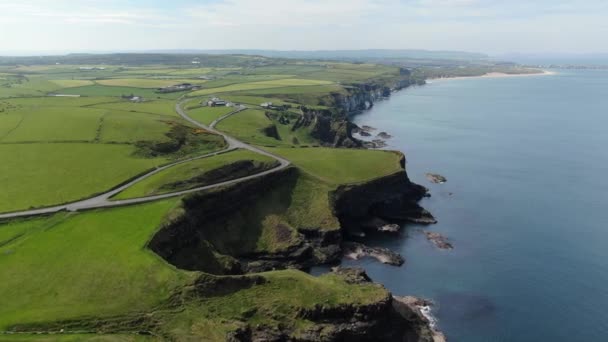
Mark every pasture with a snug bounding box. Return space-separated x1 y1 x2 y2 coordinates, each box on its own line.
216 109 288 146
190 78 333 96
0 143 169 212
0 201 188 330
0 96 225 212
95 78 204 89
185 105 235 125
114 149 276 199
265 147 403 185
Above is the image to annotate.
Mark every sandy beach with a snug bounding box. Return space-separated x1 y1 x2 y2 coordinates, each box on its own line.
431 70 556 82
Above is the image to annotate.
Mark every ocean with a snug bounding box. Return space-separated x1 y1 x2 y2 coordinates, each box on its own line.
346 70 608 341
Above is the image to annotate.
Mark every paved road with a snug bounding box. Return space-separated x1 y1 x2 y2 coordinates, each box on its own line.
0 102 290 220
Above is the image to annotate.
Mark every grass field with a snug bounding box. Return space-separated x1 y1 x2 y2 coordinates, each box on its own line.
114 149 276 199
98 111 176 143
51 79 95 88
0 200 384 339
95 78 203 88
59 85 184 99
186 105 234 125
0 143 171 212
0 107 105 143
190 79 333 96
90 99 180 117
216 109 287 146
266 147 403 185
0 201 189 330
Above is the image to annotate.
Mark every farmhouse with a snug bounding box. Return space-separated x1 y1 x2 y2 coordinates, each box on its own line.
206 97 227 107
261 102 279 110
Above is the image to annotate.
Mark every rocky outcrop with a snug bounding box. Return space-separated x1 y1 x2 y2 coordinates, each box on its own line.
425 173 447 184
332 153 436 235
343 241 405 266
425 232 453 250
227 268 438 342
148 168 344 275
294 108 362 147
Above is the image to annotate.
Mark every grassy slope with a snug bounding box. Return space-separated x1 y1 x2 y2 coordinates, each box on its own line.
266 147 403 185
163 270 386 340
114 149 276 199
99 111 176 143
0 201 385 340
0 200 188 330
216 109 286 146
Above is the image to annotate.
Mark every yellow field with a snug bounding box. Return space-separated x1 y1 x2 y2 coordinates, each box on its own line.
51 79 95 88
190 78 333 96
95 78 205 88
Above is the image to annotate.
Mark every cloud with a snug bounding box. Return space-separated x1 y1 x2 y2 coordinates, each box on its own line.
0 0 607 54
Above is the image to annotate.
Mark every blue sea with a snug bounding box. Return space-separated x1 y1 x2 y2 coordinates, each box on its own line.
348 70 608 341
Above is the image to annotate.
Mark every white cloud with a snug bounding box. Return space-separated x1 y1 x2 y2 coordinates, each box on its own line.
0 0 607 54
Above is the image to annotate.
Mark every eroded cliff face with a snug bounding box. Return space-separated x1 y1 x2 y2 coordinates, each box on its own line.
224 269 436 342
296 72 416 148
331 154 436 234
149 152 434 276
148 168 343 275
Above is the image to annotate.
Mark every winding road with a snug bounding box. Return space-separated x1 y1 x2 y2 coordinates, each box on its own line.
0 101 290 220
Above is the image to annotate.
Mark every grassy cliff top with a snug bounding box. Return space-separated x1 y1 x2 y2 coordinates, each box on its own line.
266 147 404 185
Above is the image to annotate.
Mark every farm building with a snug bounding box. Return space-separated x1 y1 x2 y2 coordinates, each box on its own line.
206 97 227 107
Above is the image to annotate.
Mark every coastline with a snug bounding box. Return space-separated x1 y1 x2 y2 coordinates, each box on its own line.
430 69 556 82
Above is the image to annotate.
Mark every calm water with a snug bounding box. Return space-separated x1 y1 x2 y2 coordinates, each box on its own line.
349 70 608 341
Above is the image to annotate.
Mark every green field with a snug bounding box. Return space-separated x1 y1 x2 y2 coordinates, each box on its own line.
90 99 180 117
0 200 385 339
190 78 333 96
1 107 105 143
216 109 288 146
51 79 95 88
114 149 277 199
185 105 234 125
59 85 184 99
266 147 403 185
96 78 203 88
0 201 188 329
0 144 170 212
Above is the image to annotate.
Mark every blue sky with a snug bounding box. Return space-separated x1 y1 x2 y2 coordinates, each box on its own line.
1 0 607 55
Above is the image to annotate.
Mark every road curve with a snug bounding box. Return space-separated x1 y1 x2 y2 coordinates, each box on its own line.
0 102 290 220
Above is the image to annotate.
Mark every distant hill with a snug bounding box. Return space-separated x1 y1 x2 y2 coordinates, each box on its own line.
148 49 489 62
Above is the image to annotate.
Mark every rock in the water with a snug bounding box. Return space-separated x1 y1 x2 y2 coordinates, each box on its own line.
425 232 453 250
377 131 392 139
379 223 401 233
371 139 388 148
359 131 372 137
343 242 404 266
361 125 377 132
361 217 401 234
393 296 447 342
425 173 447 184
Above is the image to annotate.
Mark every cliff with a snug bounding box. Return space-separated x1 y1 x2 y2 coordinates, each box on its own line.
149 152 434 276
295 70 417 147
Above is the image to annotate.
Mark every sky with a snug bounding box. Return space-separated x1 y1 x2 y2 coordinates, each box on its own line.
1 0 607 55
